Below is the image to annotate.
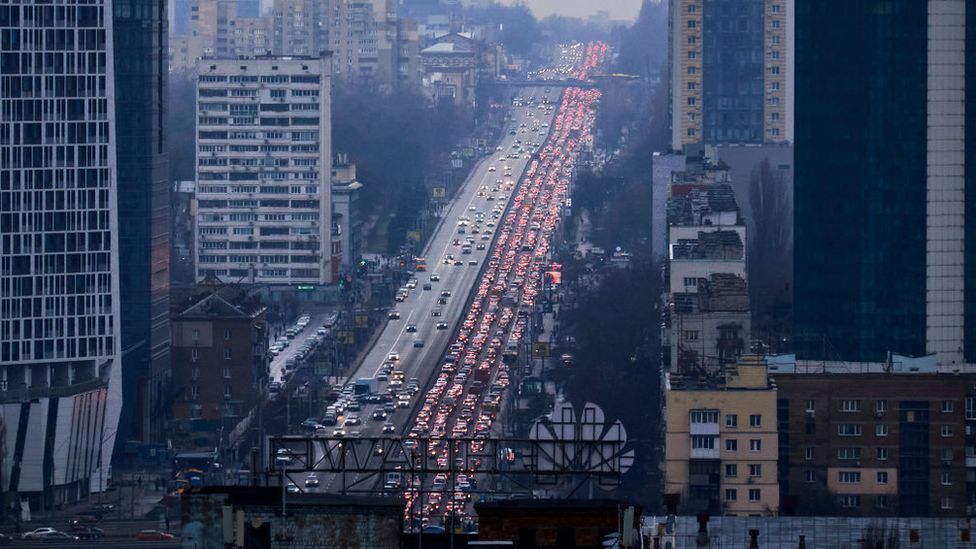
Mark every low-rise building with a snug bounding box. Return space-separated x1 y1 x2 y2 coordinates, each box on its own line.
170 286 269 447
420 33 477 107
664 355 779 516
181 487 403 547
331 159 364 275
774 372 976 517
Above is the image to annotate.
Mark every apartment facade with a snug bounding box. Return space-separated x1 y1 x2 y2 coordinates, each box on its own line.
775 373 976 517
0 0 123 508
194 56 334 285
665 356 779 516
171 292 268 447
669 0 792 150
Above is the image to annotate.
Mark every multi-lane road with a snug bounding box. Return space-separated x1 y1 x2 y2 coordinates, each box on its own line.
329 89 557 439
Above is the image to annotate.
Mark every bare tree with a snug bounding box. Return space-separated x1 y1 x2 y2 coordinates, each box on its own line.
748 158 793 352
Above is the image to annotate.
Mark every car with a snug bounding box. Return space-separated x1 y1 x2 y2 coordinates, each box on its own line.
468 260 478 266
454 260 464 266
437 296 448 304
436 322 448 330
406 324 417 333
488 166 496 172
423 283 432 291
414 339 425 348
275 448 294 466
346 401 361 411
67 527 104 540
305 474 320 487
432 309 442 317
286 483 300 494
387 352 400 361
134 530 175 541
23 528 59 540
430 273 440 282
373 410 387 420
383 402 396 413
440 290 452 298
382 422 396 433
300 418 321 431
333 428 347 437
477 243 486 250
388 310 400 320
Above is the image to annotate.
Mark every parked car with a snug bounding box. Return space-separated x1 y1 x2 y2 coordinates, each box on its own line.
66 526 104 540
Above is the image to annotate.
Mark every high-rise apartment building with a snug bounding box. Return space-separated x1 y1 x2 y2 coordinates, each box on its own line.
669 0 792 150
195 56 334 285
0 0 123 508
794 0 975 368
171 0 272 73
272 0 418 90
113 0 172 449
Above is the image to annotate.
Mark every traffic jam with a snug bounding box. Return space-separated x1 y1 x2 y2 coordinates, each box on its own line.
403 42 608 530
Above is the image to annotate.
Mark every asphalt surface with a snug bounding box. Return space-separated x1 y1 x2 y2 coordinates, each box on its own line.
287 88 556 493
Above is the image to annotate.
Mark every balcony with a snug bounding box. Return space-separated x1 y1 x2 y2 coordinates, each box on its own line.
690 421 719 436
690 447 719 460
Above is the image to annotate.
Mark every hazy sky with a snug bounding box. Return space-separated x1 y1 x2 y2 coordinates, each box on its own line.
500 0 644 22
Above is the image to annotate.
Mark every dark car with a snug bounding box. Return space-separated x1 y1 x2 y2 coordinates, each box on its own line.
67 527 104 540
134 530 175 541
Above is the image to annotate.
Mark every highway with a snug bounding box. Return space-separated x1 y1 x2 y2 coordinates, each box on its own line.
281 87 557 493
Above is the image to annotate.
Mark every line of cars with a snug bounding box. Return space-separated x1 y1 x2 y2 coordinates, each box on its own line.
18 526 174 542
402 42 609 529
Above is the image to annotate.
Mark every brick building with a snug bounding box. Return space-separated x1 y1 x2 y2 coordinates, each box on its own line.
775 372 976 517
171 289 269 446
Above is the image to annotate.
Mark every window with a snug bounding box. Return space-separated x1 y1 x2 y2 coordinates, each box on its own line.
191 348 199 360
688 51 697 59
683 330 699 341
224 384 232 398
687 66 697 74
942 472 952 485
838 423 862 437
943 448 954 462
748 489 761 502
838 494 860 508
838 471 861 484
748 464 762 477
942 496 953 510
749 439 761 452
191 367 200 380
875 495 888 509
687 19 696 28
726 414 738 428
876 471 888 484
688 3 696 12
190 385 200 400
224 329 232 340
805 447 814 460
690 410 719 423
966 397 976 420
687 82 696 90
805 400 816 413
725 489 737 501
942 425 954 438
726 439 738 452
223 348 232 360
841 400 861 412
192 329 200 343
223 367 231 379
772 19 781 29
691 436 716 449
687 36 696 45
686 97 696 106
805 470 816 482
725 464 737 478
875 424 889 437
683 277 698 287
876 447 889 461
942 400 954 413
771 4 781 13
749 414 761 428
837 447 861 461
876 400 888 413
805 422 816 435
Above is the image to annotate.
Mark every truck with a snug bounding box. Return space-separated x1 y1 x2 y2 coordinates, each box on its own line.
354 377 376 395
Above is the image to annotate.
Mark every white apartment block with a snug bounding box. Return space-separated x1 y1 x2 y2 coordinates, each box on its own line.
0 0 123 508
195 56 334 285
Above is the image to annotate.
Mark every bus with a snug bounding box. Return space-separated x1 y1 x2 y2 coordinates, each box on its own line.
415 257 427 272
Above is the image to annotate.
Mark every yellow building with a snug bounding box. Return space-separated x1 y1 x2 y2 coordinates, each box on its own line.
664 355 779 516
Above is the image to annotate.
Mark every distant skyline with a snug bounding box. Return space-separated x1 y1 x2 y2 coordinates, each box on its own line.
500 0 644 22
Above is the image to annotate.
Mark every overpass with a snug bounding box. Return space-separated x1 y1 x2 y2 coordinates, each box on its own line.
498 74 642 89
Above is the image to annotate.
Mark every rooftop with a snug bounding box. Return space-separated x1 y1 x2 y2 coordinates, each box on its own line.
667 183 739 226
671 230 744 260
672 274 749 313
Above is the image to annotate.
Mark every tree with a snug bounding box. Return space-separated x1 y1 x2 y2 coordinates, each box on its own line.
748 158 794 352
